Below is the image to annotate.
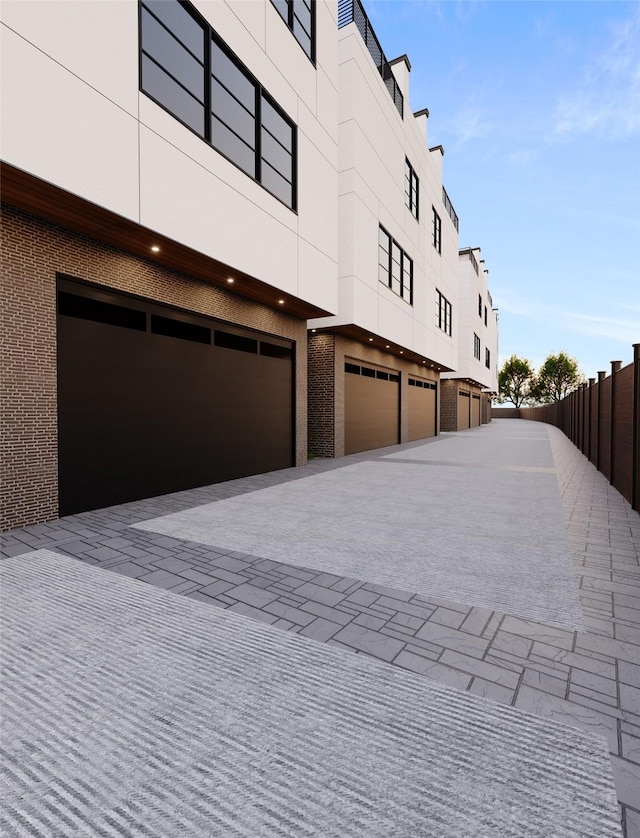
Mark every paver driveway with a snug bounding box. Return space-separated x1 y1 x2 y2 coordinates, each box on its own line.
1 420 639 836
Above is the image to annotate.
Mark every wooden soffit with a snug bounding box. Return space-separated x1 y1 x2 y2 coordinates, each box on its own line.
0 162 331 320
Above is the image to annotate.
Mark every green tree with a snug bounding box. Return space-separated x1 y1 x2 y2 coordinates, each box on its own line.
532 351 584 403
497 355 536 407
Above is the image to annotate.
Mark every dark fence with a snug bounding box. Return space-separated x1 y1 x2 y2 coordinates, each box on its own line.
337 0 404 118
494 344 640 511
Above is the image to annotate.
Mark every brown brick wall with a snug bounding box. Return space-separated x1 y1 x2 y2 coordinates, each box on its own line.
481 394 493 424
1 204 308 531
307 332 336 458
440 380 459 432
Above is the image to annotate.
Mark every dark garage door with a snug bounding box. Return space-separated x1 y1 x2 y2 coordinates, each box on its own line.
57 279 294 516
408 377 437 441
344 361 399 455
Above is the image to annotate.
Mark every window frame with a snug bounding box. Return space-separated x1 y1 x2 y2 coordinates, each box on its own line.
485 347 491 369
432 206 442 254
270 0 315 64
405 158 419 220
474 333 481 360
139 0 297 211
378 225 413 305
436 289 452 337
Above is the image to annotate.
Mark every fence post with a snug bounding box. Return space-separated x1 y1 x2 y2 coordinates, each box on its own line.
610 360 622 488
597 371 606 471
588 378 595 462
633 344 640 512
581 382 587 454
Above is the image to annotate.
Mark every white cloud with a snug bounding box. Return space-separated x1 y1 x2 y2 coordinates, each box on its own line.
450 102 492 149
554 7 640 140
495 290 638 345
508 149 537 166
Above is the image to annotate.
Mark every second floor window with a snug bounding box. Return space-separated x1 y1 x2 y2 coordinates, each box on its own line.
436 290 452 336
484 305 488 326
405 158 419 219
478 294 483 317
432 207 441 253
485 347 491 369
271 0 314 61
379 226 413 305
474 333 481 360
141 0 296 209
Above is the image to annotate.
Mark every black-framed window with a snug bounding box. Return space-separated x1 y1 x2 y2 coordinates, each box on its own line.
436 290 452 336
432 207 441 253
474 333 481 360
478 294 483 317
271 0 315 62
140 0 296 209
484 305 488 326
405 158 419 219
485 347 491 369
379 225 413 305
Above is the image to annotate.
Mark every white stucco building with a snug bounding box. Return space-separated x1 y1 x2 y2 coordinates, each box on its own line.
307 0 463 457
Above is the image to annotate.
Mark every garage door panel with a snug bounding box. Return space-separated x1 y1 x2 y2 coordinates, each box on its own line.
408 382 436 441
471 394 481 427
457 392 470 430
345 366 399 455
57 283 293 516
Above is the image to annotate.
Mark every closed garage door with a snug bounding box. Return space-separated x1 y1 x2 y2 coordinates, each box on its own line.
408 377 437 441
57 279 294 516
471 394 481 427
345 361 399 454
457 390 471 430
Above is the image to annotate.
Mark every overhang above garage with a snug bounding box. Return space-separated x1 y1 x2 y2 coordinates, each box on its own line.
1 162 331 321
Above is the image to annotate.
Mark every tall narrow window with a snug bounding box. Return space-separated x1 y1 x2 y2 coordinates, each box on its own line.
478 294 483 317
271 0 314 61
405 158 419 219
436 290 452 336
378 226 391 286
260 94 294 207
140 0 297 209
474 333 481 360
379 225 413 305
485 347 491 369
484 305 488 326
140 0 206 136
211 39 257 177
432 207 441 253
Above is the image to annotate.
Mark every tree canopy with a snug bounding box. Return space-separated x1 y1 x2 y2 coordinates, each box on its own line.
531 351 584 403
497 351 585 406
497 355 535 407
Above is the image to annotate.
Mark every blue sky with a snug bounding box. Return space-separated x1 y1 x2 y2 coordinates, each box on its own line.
366 0 640 380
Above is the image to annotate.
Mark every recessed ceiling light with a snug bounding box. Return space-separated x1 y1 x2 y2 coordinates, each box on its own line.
369 338 373 342
278 299 285 305
227 277 234 284
151 245 160 253
399 350 403 354
311 328 317 333
385 345 390 349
